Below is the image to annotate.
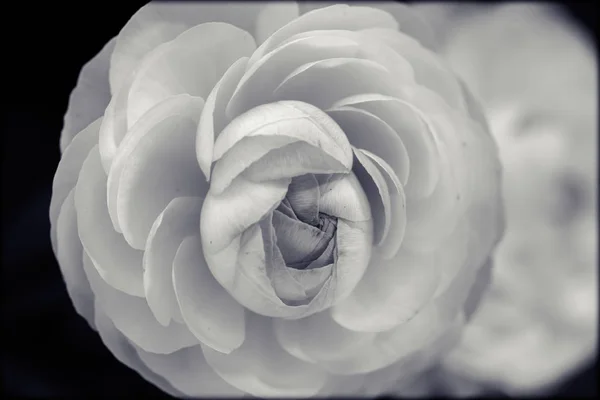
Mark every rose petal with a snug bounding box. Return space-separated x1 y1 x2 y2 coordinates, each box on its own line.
113 97 207 250
273 58 405 111
55 190 95 328
143 196 203 326
126 22 256 128
331 93 439 198
249 4 398 67
255 2 300 44
172 235 246 354
93 304 185 398
226 35 362 119
135 345 243 397
201 312 329 397
61 39 115 153
82 252 198 354
74 146 144 297
327 106 410 186
109 2 269 93
331 248 439 333
196 57 249 180
50 117 101 254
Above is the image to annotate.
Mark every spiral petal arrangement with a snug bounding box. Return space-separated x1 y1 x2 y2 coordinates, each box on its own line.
51 2 503 397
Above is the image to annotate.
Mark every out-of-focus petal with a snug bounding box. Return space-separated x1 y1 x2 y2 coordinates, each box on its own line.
172 235 246 354
50 118 101 253
56 191 95 328
255 3 300 44
113 97 206 250
93 304 185 398
249 4 398 67
135 345 244 397
60 39 115 153
74 146 144 297
109 2 270 93
126 22 256 128
202 312 329 397
143 196 203 326
83 252 198 354
297 2 437 50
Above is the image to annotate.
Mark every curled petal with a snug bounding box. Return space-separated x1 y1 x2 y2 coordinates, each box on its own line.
173 235 246 354
211 101 352 193
74 146 144 297
286 174 320 224
50 117 101 254
201 312 329 397
331 94 439 198
135 346 243 397
113 97 207 250
318 173 372 222
109 2 268 93
126 22 256 128
327 106 410 186
255 2 300 44
196 57 249 180
61 39 115 153
249 4 398 67
332 249 439 333
83 252 198 354
356 149 407 259
55 191 95 328
143 196 203 326
273 58 405 110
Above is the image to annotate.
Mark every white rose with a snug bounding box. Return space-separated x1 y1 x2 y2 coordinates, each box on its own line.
50 1 503 397
413 3 597 396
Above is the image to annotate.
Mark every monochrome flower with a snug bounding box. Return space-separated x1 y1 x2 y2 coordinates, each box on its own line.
50 2 503 397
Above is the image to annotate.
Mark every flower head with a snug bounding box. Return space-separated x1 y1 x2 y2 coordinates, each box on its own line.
51 2 503 397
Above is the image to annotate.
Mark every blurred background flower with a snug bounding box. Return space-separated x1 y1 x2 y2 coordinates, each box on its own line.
2 1 597 397
400 2 597 396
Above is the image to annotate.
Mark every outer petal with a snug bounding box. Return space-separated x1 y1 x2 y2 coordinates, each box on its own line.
109 2 273 93
74 146 144 297
135 345 244 397
201 312 329 397
126 22 256 128
50 117 101 254
93 304 185 398
83 251 198 354
55 190 95 328
60 38 115 153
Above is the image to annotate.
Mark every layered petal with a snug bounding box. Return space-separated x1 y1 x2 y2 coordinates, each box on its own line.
83 251 198 354
172 235 246 354
201 312 329 397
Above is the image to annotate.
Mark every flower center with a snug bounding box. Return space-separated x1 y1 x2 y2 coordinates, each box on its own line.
272 174 337 270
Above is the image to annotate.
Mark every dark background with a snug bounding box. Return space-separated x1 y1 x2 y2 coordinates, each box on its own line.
2 1 597 398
